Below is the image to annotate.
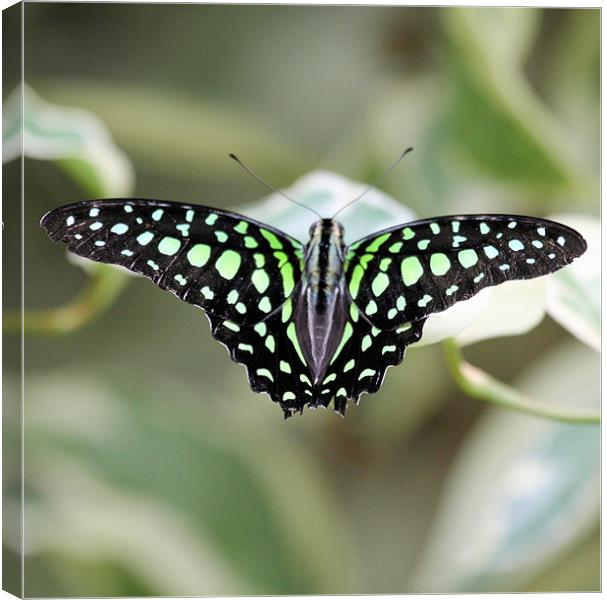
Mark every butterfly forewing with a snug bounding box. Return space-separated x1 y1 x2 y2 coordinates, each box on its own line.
41 199 305 326
345 214 587 330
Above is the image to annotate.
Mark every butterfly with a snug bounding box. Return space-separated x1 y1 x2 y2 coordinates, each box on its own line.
41 187 587 418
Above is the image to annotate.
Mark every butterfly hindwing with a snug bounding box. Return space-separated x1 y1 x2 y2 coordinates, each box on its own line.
311 303 427 414
209 295 426 417
41 199 305 326
345 214 587 330
208 295 318 417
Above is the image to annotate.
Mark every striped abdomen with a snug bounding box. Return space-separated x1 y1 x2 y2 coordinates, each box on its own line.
294 219 348 384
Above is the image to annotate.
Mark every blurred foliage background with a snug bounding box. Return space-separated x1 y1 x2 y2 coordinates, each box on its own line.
3 4 600 596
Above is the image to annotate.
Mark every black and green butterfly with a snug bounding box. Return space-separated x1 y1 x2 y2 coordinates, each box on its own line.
41 194 586 418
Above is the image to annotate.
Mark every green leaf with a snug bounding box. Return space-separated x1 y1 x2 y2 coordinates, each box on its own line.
443 8 583 189
542 10 599 171
3 85 134 197
37 81 309 186
545 213 600 351
21 369 358 595
454 279 545 347
411 341 599 592
417 278 546 349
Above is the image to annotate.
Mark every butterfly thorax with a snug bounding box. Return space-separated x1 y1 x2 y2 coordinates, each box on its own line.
294 219 349 385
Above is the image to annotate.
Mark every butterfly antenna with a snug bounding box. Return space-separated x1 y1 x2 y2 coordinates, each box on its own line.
229 154 323 219
331 147 414 220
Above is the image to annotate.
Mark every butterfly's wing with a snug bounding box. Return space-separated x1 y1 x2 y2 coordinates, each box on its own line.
212 299 426 418
41 199 305 327
42 199 316 414
208 296 319 417
345 214 587 330
294 302 427 414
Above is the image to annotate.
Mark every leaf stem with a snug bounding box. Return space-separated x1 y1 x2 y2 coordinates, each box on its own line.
443 338 600 424
4 265 129 335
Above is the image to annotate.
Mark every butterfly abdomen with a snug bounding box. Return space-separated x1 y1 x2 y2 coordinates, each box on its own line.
294 219 349 385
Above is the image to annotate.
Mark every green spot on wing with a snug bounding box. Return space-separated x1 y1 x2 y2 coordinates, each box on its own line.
256 368 273 381
273 251 288 267
287 322 306 364
258 296 272 313
379 257 392 271
176 224 190 236
223 320 240 332
331 322 353 364
111 223 128 235
254 253 265 268
201 286 214 300
234 221 248 234
430 253 451 276
187 244 211 267
260 229 283 249
281 298 293 322
137 231 154 245
252 269 270 293
366 233 390 252
458 249 478 268
215 249 241 279
371 272 389 297
358 368 375 380
417 294 432 307
158 236 181 256
280 261 296 296
401 256 423 285
348 264 365 299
